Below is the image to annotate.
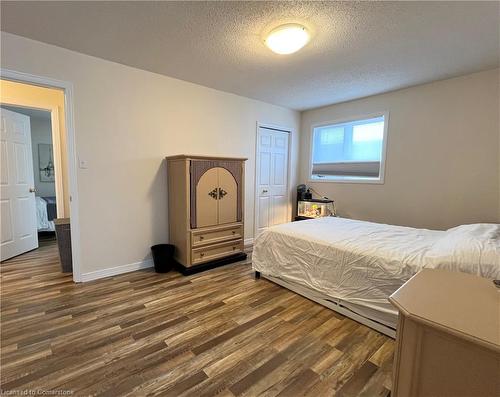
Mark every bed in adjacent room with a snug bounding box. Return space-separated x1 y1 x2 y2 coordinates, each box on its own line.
252 217 500 337
36 196 57 232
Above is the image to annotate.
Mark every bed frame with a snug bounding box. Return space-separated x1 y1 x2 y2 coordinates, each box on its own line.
255 271 396 338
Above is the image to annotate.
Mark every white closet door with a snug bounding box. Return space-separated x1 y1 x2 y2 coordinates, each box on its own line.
1 108 38 261
255 127 290 236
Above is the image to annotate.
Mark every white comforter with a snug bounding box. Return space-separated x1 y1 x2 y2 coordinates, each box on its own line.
253 217 500 325
36 196 55 231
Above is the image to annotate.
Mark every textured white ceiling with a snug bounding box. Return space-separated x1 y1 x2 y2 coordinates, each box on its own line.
1 1 498 110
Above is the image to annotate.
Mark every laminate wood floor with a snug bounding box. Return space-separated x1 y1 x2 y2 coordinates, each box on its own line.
1 239 394 396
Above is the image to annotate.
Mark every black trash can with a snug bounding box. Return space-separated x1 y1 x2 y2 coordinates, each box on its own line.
150 244 175 273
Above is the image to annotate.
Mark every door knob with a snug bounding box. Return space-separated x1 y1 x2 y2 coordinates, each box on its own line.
29 187 37 193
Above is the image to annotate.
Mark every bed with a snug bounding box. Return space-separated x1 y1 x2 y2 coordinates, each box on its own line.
36 196 57 232
252 217 500 337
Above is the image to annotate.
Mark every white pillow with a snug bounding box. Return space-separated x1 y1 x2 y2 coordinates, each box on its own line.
425 223 500 279
445 223 500 240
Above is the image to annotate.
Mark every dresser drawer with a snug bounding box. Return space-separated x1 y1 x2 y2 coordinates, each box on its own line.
191 225 243 248
191 239 243 265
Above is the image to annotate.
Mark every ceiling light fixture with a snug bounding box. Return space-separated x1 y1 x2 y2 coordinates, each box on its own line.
265 24 310 55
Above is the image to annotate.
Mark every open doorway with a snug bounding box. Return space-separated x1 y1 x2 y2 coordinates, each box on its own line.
0 75 79 280
1 105 57 257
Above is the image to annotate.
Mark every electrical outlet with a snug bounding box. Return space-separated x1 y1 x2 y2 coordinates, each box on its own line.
79 159 89 169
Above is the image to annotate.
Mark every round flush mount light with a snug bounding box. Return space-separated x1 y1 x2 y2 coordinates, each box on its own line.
264 23 310 55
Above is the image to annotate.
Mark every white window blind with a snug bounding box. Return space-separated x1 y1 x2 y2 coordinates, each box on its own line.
311 115 387 181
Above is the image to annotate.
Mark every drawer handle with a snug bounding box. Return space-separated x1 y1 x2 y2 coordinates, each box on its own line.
233 246 236 250
200 253 205 257
232 231 236 234
200 236 204 240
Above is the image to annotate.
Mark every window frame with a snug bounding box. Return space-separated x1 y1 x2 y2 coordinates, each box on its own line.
308 111 389 184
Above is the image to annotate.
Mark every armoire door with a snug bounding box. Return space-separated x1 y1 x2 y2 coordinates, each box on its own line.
196 167 219 228
217 167 237 225
195 166 238 228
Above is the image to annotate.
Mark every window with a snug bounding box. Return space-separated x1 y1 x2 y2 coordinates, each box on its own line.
310 114 388 182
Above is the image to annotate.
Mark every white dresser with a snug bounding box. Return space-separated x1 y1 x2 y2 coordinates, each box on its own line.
389 269 499 397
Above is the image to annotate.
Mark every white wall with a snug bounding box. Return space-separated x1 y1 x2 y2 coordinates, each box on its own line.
1 32 300 276
300 69 500 230
29 116 56 197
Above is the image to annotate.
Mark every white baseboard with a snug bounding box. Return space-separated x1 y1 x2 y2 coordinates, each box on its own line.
80 259 153 282
81 240 253 283
244 238 254 247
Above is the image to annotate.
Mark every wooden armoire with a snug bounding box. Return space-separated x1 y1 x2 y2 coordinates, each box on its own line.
166 155 247 274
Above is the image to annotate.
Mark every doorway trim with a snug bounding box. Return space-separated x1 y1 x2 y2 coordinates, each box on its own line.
1 68 82 282
253 122 293 242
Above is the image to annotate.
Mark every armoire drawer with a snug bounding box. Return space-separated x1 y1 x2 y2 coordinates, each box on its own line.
191 240 243 265
191 225 243 247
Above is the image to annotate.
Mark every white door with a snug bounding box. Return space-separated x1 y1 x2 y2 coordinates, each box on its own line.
255 126 290 236
1 108 38 261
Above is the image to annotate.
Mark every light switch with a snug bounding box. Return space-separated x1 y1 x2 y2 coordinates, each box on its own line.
79 159 89 169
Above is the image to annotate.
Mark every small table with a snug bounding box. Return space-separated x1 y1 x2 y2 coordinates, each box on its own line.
389 269 499 397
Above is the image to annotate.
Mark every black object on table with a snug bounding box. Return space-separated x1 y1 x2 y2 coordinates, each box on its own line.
294 216 313 221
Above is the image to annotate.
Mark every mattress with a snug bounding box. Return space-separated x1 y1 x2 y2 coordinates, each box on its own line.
252 217 500 329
